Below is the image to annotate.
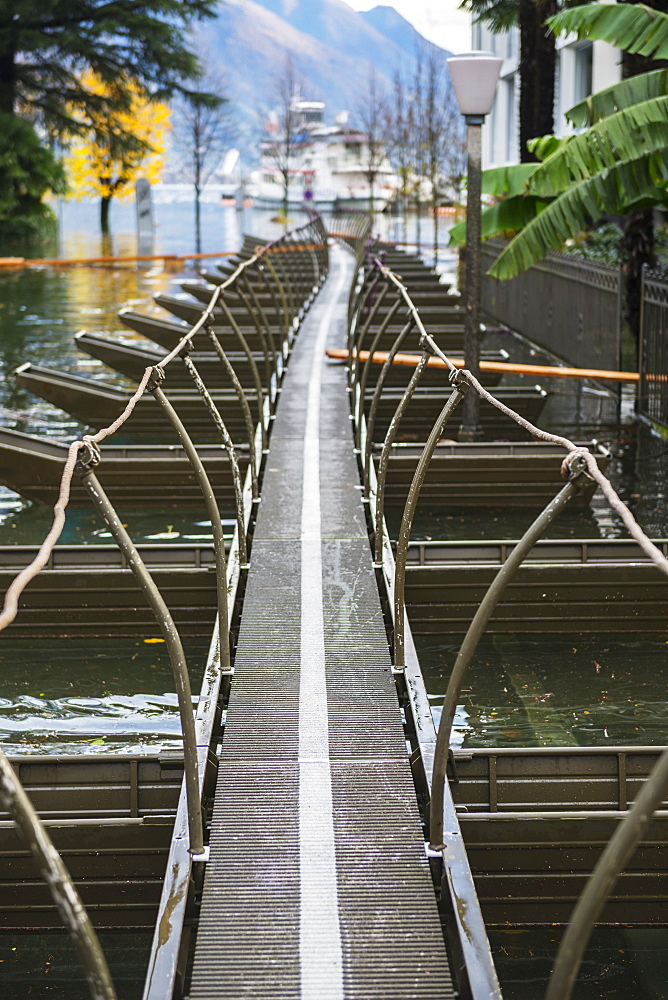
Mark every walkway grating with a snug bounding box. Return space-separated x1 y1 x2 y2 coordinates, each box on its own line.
188 247 455 999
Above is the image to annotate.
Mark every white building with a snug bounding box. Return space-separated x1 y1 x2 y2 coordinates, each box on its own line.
472 20 622 168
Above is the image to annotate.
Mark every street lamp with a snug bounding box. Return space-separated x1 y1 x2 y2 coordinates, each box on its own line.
447 51 503 440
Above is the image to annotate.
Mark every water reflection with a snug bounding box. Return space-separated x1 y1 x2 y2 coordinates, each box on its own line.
0 635 211 755
420 633 668 749
2 930 152 1000
490 927 668 1000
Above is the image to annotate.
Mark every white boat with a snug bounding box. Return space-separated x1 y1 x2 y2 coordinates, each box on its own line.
249 101 398 212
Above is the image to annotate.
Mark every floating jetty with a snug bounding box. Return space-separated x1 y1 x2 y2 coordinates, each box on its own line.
0 214 666 1000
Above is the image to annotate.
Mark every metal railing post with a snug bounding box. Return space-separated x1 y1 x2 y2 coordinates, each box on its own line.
242 269 278 367
393 377 466 670
212 298 268 450
0 752 118 1000
429 453 594 851
259 255 291 351
181 352 249 568
354 297 403 451
545 745 668 1000
363 318 415 495
201 328 259 498
149 373 231 669
75 447 204 856
373 346 433 563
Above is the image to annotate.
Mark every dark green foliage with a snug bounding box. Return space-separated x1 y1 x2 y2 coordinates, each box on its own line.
0 112 65 245
562 220 668 266
0 1 218 133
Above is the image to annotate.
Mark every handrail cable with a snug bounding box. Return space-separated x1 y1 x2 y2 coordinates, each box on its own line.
0 213 325 633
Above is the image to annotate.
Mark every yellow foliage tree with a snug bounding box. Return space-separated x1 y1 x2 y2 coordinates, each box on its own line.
65 70 171 230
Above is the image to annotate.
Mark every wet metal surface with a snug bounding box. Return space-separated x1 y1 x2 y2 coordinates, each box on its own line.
189 247 454 998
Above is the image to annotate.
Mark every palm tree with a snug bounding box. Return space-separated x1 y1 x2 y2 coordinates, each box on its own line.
460 0 557 161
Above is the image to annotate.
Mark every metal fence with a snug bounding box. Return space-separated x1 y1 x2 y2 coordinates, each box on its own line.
638 265 668 428
481 239 622 375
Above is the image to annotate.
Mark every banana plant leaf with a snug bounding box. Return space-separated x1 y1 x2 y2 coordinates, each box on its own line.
567 69 668 127
548 4 668 60
527 96 668 196
488 151 668 279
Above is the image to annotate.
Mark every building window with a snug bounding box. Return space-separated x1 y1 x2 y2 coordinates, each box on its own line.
505 77 515 162
574 43 593 105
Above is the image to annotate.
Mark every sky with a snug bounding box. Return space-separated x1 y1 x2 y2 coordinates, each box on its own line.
347 0 472 55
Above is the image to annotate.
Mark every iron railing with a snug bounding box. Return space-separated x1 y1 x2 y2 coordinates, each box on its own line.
638 264 668 428
481 239 622 377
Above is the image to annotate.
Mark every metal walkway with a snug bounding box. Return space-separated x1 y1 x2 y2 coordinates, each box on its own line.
188 247 455 998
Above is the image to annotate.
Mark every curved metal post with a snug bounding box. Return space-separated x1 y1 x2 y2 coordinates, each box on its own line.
363 318 416 488
394 377 467 669
234 281 274 397
546 745 668 1000
260 255 290 350
0 752 118 1000
277 240 299 321
429 454 593 851
355 297 403 452
213 298 268 450
75 453 204 856
150 377 231 668
201 328 259 498
347 261 366 330
242 270 278 367
181 353 248 567
347 268 378 359
350 281 389 388
272 246 297 327
373 349 432 563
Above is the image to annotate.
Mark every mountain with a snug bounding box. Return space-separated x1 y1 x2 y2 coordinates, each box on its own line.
200 0 451 162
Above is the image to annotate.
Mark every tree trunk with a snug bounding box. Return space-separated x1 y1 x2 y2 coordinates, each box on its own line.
100 195 112 233
194 159 202 254
0 41 16 114
622 208 654 348
518 0 557 162
415 192 421 254
619 0 668 342
195 186 202 255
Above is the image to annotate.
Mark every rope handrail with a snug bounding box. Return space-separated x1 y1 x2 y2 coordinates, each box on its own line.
0 215 328 634
358 257 668 581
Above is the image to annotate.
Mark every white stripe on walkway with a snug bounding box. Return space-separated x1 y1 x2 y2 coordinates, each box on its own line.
299 251 349 999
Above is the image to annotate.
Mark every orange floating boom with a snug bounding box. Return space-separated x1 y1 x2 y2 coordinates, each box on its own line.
0 250 238 269
325 348 641 384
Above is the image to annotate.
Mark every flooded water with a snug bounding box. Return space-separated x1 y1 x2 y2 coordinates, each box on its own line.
490 927 668 1000
0 194 290 755
420 632 668 749
1 930 152 999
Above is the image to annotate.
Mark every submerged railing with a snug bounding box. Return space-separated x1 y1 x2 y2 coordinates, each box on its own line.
347 251 668 1000
0 213 329 998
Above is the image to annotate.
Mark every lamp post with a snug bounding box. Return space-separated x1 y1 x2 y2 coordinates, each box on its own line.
447 51 503 440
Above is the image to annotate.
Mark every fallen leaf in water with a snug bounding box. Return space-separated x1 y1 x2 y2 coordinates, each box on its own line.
594 660 602 673
143 638 165 644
